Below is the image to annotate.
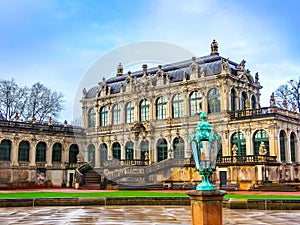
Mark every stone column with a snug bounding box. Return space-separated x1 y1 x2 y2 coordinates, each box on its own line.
187 190 226 225
29 141 36 166
11 139 18 166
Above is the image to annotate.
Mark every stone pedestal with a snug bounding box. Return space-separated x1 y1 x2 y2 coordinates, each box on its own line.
187 190 226 225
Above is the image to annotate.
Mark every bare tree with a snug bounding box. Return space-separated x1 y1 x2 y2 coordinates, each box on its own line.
0 79 28 120
0 79 64 122
24 82 64 123
274 77 300 111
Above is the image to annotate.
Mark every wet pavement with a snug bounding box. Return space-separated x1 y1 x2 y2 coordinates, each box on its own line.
0 205 300 225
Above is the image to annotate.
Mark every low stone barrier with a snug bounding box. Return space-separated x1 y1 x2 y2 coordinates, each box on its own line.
1 197 300 210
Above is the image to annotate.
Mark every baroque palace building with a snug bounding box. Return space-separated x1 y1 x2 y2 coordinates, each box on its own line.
1 40 300 190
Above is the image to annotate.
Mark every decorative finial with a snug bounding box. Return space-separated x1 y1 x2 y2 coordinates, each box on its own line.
142 64 148 75
117 63 123 76
211 39 219 55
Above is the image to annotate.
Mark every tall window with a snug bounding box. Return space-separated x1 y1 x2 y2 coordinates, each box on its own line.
100 106 108 126
112 142 121 160
0 139 11 161
88 108 96 128
112 104 121 125
241 92 247 110
88 144 95 167
140 99 150 122
140 140 149 160
173 137 185 158
172 94 183 118
36 142 46 162
207 88 220 113
100 143 108 166
190 91 202 116
18 141 29 162
52 143 62 163
279 130 286 163
157 138 168 162
290 132 296 163
69 144 79 164
125 141 134 160
156 97 167 120
231 89 236 111
251 95 256 109
253 130 269 155
231 132 246 156
126 101 134 124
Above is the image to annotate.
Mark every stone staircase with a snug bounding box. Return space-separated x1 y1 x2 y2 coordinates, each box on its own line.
79 169 101 190
251 182 300 192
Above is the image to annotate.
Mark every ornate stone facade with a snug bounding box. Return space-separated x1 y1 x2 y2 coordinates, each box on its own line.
1 40 300 190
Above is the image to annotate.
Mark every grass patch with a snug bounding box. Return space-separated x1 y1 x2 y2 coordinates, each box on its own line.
1 191 300 200
0 191 188 199
225 194 300 200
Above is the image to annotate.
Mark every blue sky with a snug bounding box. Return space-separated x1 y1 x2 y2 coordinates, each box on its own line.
1 0 300 122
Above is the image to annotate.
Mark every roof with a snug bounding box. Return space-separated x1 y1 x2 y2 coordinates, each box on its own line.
85 54 240 98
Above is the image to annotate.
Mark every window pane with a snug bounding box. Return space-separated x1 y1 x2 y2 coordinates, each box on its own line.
52 143 62 163
112 104 121 125
126 102 134 123
125 141 134 160
157 97 167 120
140 99 150 122
88 108 96 128
172 94 183 118
36 142 46 162
0 140 11 161
69 144 79 164
18 141 29 162
190 91 202 116
207 88 220 113
100 106 108 126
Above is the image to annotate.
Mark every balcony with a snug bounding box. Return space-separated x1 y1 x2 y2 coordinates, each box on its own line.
230 107 300 122
217 155 279 166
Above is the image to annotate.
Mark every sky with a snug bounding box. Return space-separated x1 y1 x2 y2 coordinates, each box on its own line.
1 0 300 123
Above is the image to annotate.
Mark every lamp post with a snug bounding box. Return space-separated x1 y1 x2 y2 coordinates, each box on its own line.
187 112 226 225
189 112 220 190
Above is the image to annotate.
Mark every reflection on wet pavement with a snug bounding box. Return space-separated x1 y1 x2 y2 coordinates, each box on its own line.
0 206 300 225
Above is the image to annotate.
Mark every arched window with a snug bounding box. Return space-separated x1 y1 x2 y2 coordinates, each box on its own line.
99 143 108 167
253 130 269 155
172 94 183 118
231 132 246 156
0 139 11 161
112 142 121 160
279 130 286 163
241 92 247 110
140 140 149 160
36 142 46 162
251 95 256 109
52 143 62 163
125 141 134 160
88 108 96 128
69 144 79 164
157 138 168 162
207 88 220 113
140 99 150 122
290 132 296 163
100 106 108 126
88 144 95 167
18 141 29 162
190 91 202 116
230 89 237 111
126 101 134 124
156 97 167 120
173 137 185 158
112 104 121 125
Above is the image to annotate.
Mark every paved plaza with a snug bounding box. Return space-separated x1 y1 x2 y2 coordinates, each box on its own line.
1 205 300 225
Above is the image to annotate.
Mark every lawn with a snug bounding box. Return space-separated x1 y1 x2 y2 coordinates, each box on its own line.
1 190 300 200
